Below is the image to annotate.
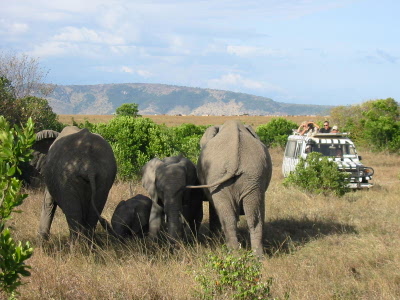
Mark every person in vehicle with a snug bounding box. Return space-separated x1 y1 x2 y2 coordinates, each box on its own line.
319 121 331 133
331 125 339 133
297 121 320 136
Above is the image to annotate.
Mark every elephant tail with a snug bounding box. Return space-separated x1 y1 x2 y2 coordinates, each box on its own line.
186 172 237 189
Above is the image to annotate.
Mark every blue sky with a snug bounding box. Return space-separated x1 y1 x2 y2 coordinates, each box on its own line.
1 0 399 105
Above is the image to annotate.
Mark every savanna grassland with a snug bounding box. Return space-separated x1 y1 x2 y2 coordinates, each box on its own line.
5 116 400 299
58 114 319 128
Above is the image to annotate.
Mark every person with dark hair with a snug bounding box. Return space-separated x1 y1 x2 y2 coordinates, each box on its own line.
319 121 331 133
297 121 320 136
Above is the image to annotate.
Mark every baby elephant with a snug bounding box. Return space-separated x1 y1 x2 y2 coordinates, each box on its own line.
99 194 162 239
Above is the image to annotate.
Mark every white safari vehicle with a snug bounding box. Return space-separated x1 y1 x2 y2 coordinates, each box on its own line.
282 131 374 189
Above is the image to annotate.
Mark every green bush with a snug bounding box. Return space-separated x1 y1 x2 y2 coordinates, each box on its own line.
0 77 62 132
194 246 285 300
0 116 35 297
256 118 298 148
283 152 350 196
330 98 400 152
92 116 175 180
171 123 208 163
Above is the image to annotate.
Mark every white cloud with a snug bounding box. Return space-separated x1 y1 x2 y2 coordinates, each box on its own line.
0 19 29 35
121 66 134 73
209 73 263 89
227 45 286 58
137 69 153 78
54 26 125 45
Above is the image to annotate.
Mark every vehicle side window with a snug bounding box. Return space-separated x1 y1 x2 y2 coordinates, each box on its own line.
285 141 296 158
295 141 303 157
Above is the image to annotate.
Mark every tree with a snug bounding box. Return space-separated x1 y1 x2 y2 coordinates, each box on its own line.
0 116 35 297
115 103 141 118
330 98 400 152
0 51 52 99
0 78 61 132
256 117 298 148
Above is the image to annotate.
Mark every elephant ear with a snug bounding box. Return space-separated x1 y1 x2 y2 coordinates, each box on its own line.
244 125 261 141
200 125 220 149
141 158 164 202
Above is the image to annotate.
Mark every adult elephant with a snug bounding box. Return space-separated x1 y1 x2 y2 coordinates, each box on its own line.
99 194 162 240
141 155 204 242
38 126 117 242
19 129 59 188
188 120 272 257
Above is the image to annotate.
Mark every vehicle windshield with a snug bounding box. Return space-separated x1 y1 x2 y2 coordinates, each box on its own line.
309 143 357 157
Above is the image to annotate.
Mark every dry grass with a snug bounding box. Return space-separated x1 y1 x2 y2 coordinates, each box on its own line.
5 140 400 299
58 114 324 128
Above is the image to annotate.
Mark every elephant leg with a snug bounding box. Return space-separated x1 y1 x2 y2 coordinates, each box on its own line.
209 201 221 233
242 190 265 258
211 196 240 250
38 189 57 241
148 202 163 238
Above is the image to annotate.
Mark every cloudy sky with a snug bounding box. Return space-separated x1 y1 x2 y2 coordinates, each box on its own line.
1 0 399 105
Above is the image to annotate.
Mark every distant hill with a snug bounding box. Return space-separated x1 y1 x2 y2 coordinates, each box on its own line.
44 83 331 116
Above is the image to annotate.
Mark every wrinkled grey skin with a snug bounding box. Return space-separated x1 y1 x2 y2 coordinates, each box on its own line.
39 126 117 241
188 120 272 257
20 130 59 188
99 194 161 239
141 156 204 242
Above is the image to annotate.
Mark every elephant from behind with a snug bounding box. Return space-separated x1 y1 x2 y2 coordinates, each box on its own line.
188 120 272 257
39 126 117 242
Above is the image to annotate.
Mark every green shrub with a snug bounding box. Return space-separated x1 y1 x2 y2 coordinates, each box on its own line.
256 118 298 148
194 246 285 300
92 116 175 180
0 116 35 297
330 98 400 152
283 152 350 196
0 77 62 132
171 123 208 163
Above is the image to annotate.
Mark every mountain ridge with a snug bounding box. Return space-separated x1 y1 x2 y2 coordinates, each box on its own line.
44 83 332 116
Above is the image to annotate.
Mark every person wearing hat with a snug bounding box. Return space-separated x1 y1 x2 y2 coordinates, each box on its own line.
331 125 339 133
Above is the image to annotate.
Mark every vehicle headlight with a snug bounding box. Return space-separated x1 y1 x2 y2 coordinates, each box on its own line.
364 167 374 176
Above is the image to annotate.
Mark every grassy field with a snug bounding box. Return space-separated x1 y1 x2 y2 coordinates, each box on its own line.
6 139 400 299
58 114 325 128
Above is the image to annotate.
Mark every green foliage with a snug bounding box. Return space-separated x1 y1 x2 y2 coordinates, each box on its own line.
92 117 175 180
330 98 400 152
115 103 141 118
283 152 350 196
14 96 63 132
256 118 298 148
194 246 285 300
171 123 207 163
0 77 62 132
0 116 35 296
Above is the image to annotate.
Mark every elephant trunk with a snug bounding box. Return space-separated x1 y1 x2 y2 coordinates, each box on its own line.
98 216 119 238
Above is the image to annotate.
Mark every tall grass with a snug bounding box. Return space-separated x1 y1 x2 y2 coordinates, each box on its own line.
5 148 400 299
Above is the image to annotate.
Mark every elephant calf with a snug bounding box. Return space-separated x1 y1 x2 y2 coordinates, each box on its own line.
99 194 162 239
141 155 204 242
